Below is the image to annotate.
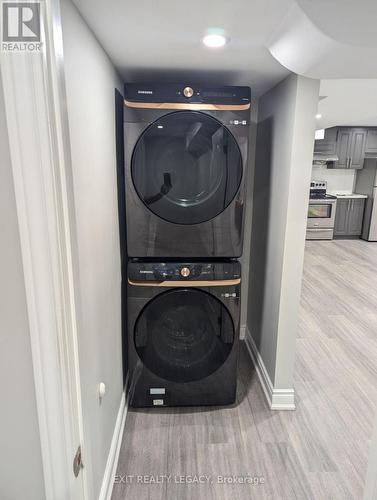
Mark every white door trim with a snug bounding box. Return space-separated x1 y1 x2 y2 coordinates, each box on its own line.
0 1 87 499
99 388 128 500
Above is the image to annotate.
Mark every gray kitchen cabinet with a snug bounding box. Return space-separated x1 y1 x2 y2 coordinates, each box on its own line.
350 129 367 168
334 199 349 235
334 198 365 237
314 127 337 154
365 128 377 155
348 199 366 235
335 129 352 168
335 128 367 169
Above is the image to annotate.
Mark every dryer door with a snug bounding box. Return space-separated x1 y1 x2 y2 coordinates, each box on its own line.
131 111 243 225
134 288 234 383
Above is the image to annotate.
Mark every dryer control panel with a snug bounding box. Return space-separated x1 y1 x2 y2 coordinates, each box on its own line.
128 261 241 282
124 83 251 106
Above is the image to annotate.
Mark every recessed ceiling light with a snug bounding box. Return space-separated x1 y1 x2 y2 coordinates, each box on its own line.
315 113 322 119
202 33 227 48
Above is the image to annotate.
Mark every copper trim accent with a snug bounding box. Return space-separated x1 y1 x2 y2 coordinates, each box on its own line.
124 99 250 111
128 278 241 287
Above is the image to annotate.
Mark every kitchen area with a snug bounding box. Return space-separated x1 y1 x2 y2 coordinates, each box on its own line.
301 122 377 500
307 126 377 241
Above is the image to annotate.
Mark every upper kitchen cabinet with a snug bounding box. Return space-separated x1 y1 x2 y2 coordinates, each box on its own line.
365 128 377 155
335 128 367 169
335 128 352 168
314 126 377 169
314 127 337 154
350 129 367 168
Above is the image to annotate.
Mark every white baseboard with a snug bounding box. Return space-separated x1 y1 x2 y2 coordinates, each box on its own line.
99 387 129 500
244 327 295 411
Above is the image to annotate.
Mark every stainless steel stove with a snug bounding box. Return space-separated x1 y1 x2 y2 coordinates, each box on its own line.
306 181 337 240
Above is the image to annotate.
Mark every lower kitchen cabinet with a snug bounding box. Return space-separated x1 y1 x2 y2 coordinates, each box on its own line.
334 198 365 237
334 200 348 235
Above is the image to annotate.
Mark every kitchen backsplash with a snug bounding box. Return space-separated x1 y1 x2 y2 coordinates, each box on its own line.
311 164 356 194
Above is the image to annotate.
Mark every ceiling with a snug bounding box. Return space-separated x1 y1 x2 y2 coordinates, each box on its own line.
71 0 292 96
269 1 377 79
72 0 377 106
317 79 377 129
296 0 377 49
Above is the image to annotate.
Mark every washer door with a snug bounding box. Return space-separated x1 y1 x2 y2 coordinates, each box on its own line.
134 289 234 383
131 111 243 225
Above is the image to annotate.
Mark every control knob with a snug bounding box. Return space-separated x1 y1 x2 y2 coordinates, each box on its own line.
183 86 194 98
180 267 191 277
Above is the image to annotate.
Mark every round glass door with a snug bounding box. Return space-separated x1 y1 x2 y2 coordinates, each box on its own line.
134 289 234 383
131 111 243 225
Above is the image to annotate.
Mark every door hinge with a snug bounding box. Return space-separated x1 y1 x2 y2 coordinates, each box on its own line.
73 445 84 477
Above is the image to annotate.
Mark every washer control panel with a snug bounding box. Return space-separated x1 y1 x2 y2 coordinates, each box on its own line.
180 267 191 277
128 261 241 281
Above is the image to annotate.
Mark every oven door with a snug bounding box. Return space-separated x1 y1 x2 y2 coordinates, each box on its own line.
307 200 336 229
134 288 235 383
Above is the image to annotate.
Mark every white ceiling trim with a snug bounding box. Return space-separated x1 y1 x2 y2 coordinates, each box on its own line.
268 3 377 79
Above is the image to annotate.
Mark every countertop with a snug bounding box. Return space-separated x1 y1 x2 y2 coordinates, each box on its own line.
328 193 368 199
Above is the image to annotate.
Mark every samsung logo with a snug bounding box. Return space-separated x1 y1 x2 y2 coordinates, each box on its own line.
137 90 153 94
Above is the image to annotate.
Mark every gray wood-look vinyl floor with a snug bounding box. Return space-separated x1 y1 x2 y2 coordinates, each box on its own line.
112 240 377 500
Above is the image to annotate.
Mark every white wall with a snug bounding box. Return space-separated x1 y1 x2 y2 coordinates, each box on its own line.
0 72 45 500
247 74 320 390
311 163 356 194
61 1 123 497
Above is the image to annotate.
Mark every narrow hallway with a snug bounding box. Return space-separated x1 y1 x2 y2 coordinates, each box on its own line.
112 240 377 500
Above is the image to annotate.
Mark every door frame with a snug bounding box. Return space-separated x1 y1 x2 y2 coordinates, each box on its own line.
0 1 87 498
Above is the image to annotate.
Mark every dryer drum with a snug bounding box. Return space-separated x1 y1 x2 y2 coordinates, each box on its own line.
131 111 243 225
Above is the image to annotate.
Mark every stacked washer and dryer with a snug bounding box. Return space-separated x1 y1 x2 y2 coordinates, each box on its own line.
123 83 251 407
